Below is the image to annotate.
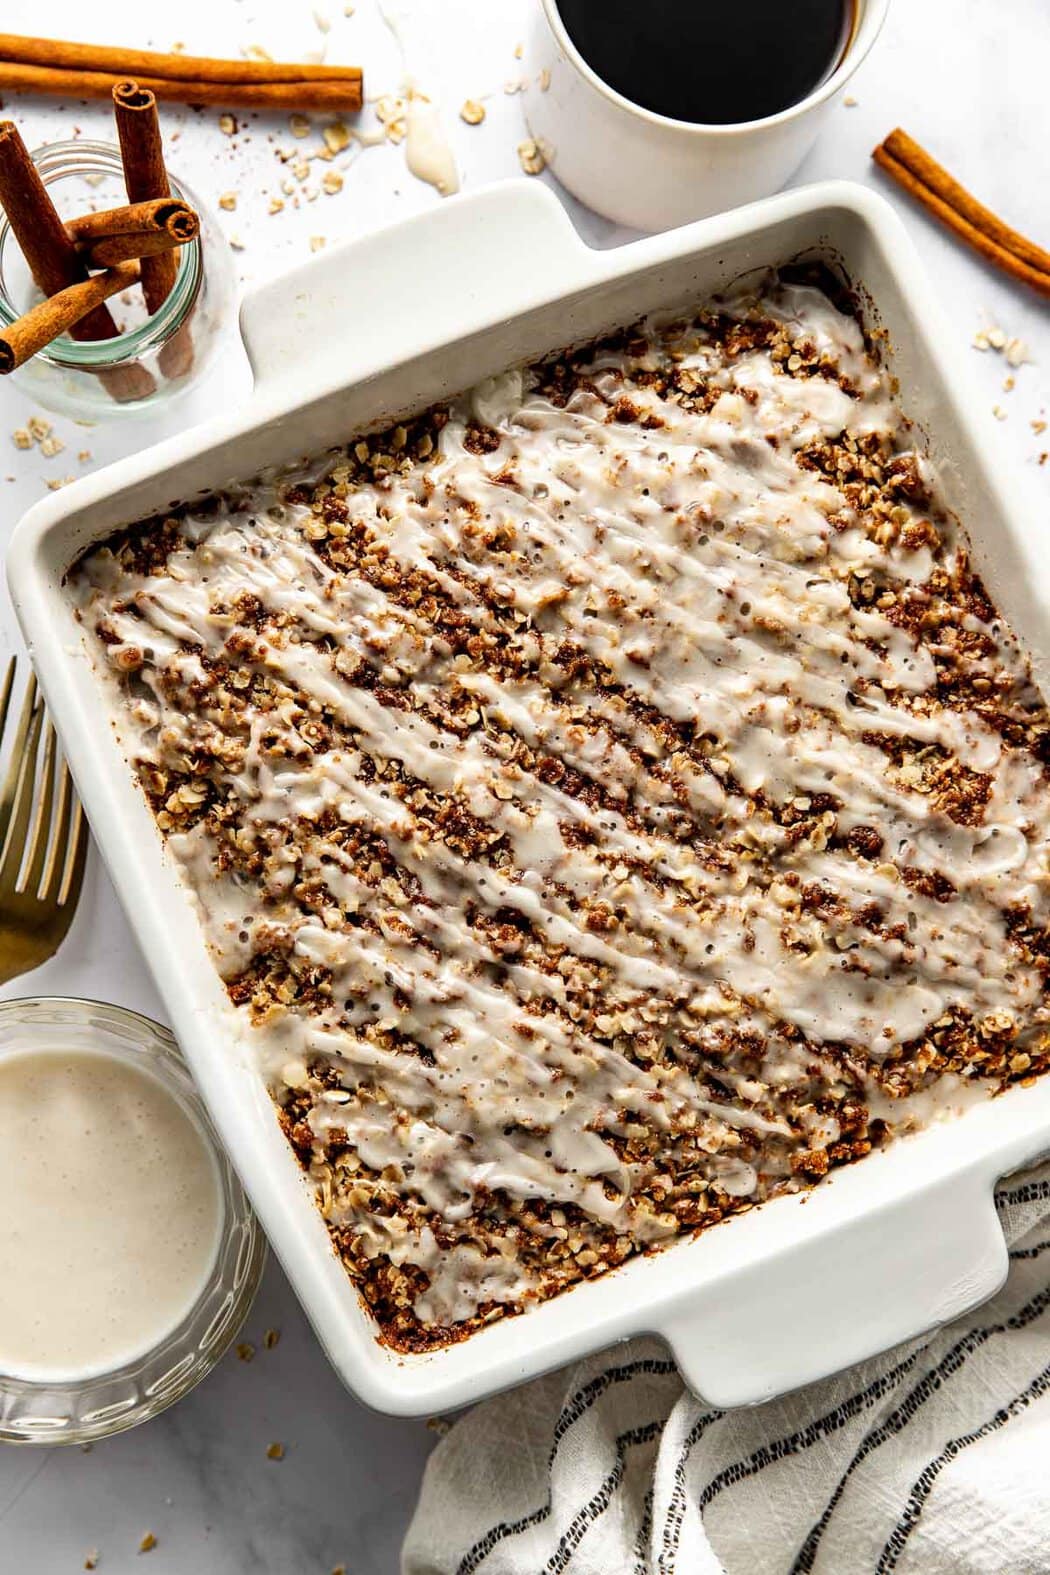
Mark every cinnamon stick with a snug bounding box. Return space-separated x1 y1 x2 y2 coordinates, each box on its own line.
112 82 176 313
872 131 1050 299
0 34 363 110
0 119 119 340
0 261 139 372
66 197 197 243
75 228 193 268
879 129 1050 277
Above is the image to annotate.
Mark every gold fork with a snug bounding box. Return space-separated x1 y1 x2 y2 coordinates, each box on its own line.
0 656 88 986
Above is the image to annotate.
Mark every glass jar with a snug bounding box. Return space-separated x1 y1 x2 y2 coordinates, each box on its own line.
0 998 266 1445
0 141 235 421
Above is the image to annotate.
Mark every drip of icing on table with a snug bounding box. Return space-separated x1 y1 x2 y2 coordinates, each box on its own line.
0 1048 222 1381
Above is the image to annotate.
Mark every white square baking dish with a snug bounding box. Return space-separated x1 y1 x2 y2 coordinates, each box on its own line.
10 178 1050 1416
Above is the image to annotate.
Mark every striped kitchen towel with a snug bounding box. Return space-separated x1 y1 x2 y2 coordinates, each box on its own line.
402 1164 1050 1575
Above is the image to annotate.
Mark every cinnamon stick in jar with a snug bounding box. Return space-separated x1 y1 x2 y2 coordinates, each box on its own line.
67 199 199 268
0 118 119 339
0 261 139 372
112 82 176 312
112 80 193 379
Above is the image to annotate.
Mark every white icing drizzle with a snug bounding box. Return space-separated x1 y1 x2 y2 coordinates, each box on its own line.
72 282 1050 1334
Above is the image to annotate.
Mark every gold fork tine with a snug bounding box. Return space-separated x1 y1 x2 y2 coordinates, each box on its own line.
0 668 36 856
20 719 56 897
41 758 74 900
0 655 16 742
56 795 88 910
0 704 43 890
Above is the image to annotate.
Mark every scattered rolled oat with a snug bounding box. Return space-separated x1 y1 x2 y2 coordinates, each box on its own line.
46 476 73 490
84 1555 99 1572
263 1327 281 1349
26 415 51 441
236 1341 255 1362
269 197 285 215
266 1441 285 1460
290 113 312 139
218 192 237 211
973 328 991 351
310 236 327 252
460 99 485 125
1032 419 1048 435
39 434 64 457
1003 375 1015 392
78 449 92 462
1005 336 1030 367
517 138 546 176
12 429 30 450
843 94 858 106
229 234 246 251
321 170 343 195
323 121 351 154
219 113 237 137
292 159 311 181
992 404 1007 420
138 1533 157 1555
988 327 1007 349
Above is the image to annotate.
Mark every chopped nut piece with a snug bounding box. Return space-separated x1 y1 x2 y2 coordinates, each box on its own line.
460 99 485 125
267 1441 285 1460
219 113 237 137
236 1340 255 1361
269 197 285 215
517 138 546 176
1005 336 1030 367
12 429 30 450
992 404 1007 420
138 1533 157 1555
229 233 246 251
218 192 237 211
1032 419 1048 435
84 1555 99 1572
321 170 344 195
39 434 64 457
263 1326 281 1349
290 113 312 139
27 415 51 441
310 236 327 252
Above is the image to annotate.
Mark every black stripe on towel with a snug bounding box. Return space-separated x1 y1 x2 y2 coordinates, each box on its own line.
996 1178 1050 1207
877 1358 1050 1573
545 1420 664 1574
455 1357 677 1575
792 1277 1050 1572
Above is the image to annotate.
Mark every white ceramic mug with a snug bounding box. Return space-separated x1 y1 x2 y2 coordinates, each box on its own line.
524 0 890 231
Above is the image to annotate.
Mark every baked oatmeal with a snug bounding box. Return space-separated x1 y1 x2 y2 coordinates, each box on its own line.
71 276 1050 1351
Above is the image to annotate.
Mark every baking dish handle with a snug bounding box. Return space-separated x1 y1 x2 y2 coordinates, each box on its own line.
238 180 599 397
656 1172 1007 1408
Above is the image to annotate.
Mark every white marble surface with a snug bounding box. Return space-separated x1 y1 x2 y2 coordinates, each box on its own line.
0 0 1047 1570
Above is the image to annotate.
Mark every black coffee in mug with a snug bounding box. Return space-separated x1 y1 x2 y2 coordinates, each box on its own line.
554 0 856 125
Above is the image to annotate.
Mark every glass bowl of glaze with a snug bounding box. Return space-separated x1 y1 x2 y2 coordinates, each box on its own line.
0 140 235 421
0 997 266 1445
